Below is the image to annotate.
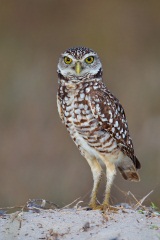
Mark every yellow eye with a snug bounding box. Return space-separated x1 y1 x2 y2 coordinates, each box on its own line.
85 56 94 64
64 56 72 64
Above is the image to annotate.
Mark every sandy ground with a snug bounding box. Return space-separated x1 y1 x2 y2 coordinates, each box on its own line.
1 203 160 240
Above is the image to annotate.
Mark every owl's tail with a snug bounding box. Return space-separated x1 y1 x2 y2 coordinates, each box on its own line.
117 156 140 182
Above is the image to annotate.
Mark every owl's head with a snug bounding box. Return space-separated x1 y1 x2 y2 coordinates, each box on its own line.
57 47 103 82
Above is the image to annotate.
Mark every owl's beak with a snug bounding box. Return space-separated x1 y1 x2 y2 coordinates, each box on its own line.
75 61 81 74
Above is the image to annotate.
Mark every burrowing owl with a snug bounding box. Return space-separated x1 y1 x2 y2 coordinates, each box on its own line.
57 47 141 210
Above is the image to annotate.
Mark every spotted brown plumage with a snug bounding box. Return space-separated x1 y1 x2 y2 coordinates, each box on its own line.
57 47 141 210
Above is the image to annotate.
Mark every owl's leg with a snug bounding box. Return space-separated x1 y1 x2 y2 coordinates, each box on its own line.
85 155 103 210
102 161 117 211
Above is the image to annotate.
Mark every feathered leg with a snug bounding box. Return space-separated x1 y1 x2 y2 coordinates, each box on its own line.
103 162 116 208
85 155 103 209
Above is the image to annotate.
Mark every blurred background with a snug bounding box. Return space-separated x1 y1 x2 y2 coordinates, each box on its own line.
0 0 160 208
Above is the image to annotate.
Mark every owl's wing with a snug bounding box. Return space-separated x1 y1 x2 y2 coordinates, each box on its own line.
89 86 141 169
57 93 65 124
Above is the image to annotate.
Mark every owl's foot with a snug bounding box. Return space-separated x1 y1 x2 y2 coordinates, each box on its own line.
88 203 120 212
87 202 99 211
101 204 120 213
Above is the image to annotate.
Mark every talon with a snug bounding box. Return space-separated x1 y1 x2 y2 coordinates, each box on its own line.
88 201 101 210
86 207 92 211
101 204 120 213
88 203 120 212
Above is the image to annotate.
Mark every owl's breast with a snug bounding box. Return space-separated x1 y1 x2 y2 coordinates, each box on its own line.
60 86 117 156
62 90 94 131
